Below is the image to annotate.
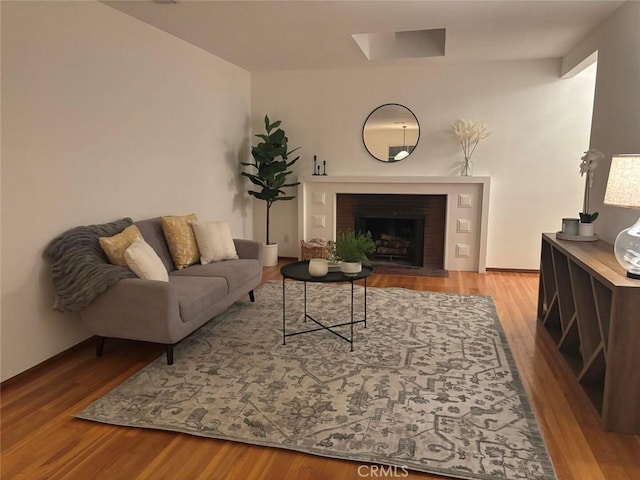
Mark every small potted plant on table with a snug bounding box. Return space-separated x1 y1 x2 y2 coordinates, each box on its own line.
333 230 376 276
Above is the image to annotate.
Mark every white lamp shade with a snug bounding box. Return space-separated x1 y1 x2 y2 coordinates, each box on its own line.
604 154 640 209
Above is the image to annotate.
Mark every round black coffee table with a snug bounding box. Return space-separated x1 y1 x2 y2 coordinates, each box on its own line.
280 261 374 351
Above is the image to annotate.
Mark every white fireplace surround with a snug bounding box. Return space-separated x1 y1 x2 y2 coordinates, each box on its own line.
298 176 490 272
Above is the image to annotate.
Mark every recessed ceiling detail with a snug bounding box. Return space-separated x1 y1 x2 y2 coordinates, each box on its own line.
352 28 446 61
104 1 623 71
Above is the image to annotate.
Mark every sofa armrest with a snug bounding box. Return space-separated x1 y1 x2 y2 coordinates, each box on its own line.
79 278 183 344
234 239 263 264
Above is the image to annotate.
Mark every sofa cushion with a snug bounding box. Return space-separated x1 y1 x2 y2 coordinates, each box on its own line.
170 259 261 292
161 213 200 270
134 218 175 272
169 276 228 323
99 225 142 267
125 239 169 282
191 220 239 264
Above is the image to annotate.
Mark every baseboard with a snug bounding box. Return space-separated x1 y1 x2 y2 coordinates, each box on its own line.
0 336 95 388
271 262 539 275
486 267 540 274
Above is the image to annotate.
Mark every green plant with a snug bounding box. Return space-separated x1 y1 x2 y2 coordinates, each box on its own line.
579 212 599 223
333 230 377 264
241 115 300 245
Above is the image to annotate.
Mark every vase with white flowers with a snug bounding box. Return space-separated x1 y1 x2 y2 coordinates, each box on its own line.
578 148 605 237
451 119 491 176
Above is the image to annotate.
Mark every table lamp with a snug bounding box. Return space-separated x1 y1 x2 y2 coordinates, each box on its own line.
603 154 640 279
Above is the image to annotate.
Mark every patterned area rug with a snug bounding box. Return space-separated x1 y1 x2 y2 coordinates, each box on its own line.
76 281 556 480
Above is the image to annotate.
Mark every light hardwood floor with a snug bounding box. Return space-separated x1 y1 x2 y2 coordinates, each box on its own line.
2 260 639 479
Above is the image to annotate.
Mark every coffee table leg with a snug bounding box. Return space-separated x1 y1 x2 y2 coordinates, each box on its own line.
364 277 367 328
282 277 286 345
304 281 307 322
350 281 354 352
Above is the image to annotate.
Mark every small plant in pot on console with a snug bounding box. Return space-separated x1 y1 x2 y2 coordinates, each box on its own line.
578 148 604 237
333 230 376 276
241 115 300 266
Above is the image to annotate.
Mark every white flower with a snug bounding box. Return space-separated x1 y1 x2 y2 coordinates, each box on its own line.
580 148 605 215
451 119 491 160
580 149 604 177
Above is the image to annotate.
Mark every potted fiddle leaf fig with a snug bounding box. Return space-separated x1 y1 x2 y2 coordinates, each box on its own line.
241 115 300 266
333 230 377 276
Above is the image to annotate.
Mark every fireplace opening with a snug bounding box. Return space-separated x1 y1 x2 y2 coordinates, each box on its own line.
336 193 446 276
355 214 425 267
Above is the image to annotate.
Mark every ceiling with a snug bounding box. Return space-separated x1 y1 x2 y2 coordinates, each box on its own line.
105 0 623 72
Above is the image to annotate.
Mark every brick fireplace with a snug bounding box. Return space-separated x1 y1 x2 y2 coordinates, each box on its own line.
336 194 446 271
297 176 490 272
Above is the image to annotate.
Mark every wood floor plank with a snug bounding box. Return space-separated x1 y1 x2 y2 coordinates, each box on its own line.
2 259 639 479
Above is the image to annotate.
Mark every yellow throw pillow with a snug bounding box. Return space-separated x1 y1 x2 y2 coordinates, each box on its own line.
161 213 200 269
99 225 142 267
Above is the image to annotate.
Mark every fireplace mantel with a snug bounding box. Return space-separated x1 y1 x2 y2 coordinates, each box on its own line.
300 175 490 186
297 176 490 272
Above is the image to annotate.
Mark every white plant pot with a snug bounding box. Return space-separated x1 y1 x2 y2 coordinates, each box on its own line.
308 258 328 277
578 223 595 237
263 243 278 267
340 261 362 276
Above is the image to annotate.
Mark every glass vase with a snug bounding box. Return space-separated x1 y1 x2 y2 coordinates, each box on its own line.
461 157 473 176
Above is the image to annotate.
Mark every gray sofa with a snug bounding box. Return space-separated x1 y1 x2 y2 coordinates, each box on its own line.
79 217 263 364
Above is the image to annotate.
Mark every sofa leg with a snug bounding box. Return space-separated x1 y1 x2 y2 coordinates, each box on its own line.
249 290 255 302
165 344 174 365
96 336 106 357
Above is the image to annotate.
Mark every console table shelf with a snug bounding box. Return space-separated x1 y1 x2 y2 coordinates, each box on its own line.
537 233 640 434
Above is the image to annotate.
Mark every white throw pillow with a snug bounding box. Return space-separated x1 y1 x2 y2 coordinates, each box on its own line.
191 220 239 264
124 238 169 282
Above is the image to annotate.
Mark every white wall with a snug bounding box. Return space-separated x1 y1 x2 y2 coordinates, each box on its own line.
1 1 252 381
251 59 596 268
562 1 640 245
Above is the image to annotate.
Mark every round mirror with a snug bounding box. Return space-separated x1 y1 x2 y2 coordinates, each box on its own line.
362 104 420 162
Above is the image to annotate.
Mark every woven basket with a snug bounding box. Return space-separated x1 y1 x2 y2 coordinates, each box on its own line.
300 240 330 260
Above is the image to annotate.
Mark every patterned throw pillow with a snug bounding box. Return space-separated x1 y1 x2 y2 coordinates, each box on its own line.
124 238 169 282
191 220 239 264
161 213 200 269
99 224 142 267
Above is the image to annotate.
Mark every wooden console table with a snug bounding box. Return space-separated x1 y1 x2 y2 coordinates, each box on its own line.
537 233 640 434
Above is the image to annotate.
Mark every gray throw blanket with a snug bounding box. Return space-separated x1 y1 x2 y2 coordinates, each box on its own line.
45 218 137 312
